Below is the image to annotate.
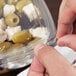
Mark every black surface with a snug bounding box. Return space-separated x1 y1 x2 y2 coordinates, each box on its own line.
45 0 61 25
1 65 30 76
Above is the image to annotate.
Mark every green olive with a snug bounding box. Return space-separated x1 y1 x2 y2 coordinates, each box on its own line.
0 0 5 9
5 13 19 27
0 42 12 52
16 0 32 13
12 30 32 44
7 0 19 5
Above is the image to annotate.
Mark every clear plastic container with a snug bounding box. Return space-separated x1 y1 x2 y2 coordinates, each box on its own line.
0 1 76 75
0 0 56 71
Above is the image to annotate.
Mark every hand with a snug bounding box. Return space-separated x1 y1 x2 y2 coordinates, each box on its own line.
28 45 76 76
57 0 76 50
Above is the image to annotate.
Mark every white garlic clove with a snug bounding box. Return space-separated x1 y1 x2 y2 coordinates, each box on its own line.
23 3 38 22
6 26 21 41
29 27 50 44
3 4 15 17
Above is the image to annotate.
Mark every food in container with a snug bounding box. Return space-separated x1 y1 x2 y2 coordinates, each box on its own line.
5 13 20 27
0 18 6 30
12 30 32 44
6 26 21 41
3 4 15 17
0 0 56 74
0 29 7 42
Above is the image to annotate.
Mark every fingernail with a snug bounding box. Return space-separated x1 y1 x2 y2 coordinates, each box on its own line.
34 44 45 55
57 38 68 46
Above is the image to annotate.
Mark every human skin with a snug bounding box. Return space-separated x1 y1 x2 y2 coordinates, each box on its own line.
28 45 76 76
57 0 76 50
28 0 76 76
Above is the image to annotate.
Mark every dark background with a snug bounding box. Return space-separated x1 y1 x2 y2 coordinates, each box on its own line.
45 0 61 25
1 0 62 76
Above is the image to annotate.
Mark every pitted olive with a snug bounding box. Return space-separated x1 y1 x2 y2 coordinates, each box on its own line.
5 13 19 27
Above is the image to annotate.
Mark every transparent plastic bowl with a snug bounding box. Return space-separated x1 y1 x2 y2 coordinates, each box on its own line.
0 0 56 70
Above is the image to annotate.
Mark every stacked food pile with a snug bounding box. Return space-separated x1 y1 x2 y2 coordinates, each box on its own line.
0 0 50 73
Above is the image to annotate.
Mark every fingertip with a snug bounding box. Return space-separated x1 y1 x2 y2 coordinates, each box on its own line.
57 35 69 47
34 44 55 58
34 44 45 56
57 35 76 50
57 38 65 46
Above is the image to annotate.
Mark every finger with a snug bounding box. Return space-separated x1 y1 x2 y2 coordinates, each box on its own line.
34 44 75 76
28 57 44 76
73 21 76 34
57 0 75 39
57 34 76 50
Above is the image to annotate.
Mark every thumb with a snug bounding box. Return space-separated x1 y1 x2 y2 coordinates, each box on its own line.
57 35 76 50
34 44 75 76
